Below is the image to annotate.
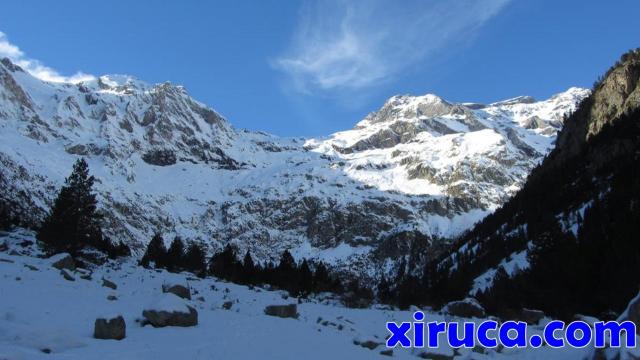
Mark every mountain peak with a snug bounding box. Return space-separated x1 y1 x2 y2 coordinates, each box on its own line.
0 57 25 73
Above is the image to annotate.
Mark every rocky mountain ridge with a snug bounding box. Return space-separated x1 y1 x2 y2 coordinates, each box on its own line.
0 57 588 277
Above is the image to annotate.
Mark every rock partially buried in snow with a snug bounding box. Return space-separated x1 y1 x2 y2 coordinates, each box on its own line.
76 268 92 280
442 298 485 318
102 278 117 290
162 282 191 300
49 253 75 271
519 308 545 325
24 263 39 271
222 301 233 310
94 316 126 340
417 350 454 360
142 293 198 327
60 269 75 281
264 304 298 319
353 338 381 350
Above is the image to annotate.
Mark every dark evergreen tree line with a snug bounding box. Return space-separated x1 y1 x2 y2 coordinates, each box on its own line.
141 238 364 301
414 103 640 320
140 234 207 276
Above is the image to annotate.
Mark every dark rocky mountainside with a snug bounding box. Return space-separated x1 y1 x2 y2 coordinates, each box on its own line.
427 49 640 320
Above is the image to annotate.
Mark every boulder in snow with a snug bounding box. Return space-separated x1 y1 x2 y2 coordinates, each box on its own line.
142 293 198 327
353 338 381 350
264 304 298 319
442 298 485 318
49 253 75 271
24 264 39 271
417 350 454 360
519 308 545 325
162 282 191 300
0 241 7 252
60 269 76 281
102 278 117 290
77 268 92 280
94 316 126 340
222 301 233 310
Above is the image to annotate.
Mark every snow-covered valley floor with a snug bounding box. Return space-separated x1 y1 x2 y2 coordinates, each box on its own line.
0 230 615 359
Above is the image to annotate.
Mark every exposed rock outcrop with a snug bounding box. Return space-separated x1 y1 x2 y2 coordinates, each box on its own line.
143 294 198 327
162 282 191 300
264 304 298 319
49 253 75 271
94 316 126 340
442 298 486 318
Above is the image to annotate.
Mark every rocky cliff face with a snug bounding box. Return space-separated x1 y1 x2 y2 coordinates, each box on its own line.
555 49 640 159
0 57 587 277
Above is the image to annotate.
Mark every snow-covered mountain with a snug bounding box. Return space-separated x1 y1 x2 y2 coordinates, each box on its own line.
0 57 589 276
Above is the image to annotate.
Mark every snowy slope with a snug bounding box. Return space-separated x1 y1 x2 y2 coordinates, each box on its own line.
1 229 629 360
0 57 589 277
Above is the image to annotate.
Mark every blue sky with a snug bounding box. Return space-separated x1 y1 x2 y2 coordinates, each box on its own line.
1 0 639 137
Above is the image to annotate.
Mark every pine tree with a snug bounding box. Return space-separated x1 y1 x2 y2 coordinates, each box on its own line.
0 200 13 231
313 262 331 292
276 250 298 292
166 236 186 272
108 240 131 259
298 259 313 296
140 233 167 268
37 158 103 255
209 244 238 280
278 250 296 272
184 242 207 276
343 279 374 308
242 250 256 284
397 275 422 310
377 276 394 304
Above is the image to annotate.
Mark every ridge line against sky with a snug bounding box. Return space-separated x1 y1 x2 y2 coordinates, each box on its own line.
0 31 94 83
0 1 639 137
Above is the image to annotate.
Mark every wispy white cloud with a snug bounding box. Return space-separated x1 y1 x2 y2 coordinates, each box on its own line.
274 0 511 94
0 31 94 83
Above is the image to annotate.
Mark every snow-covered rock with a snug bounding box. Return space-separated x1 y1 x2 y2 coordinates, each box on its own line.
49 253 75 271
442 297 485 318
162 281 191 300
60 268 76 281
142 293 198 327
